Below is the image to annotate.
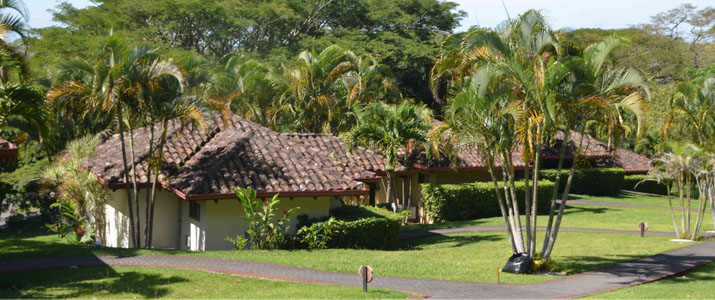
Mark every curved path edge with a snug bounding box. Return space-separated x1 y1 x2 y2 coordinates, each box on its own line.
1 241 714 299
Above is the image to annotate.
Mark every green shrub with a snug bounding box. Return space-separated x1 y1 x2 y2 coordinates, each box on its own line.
622 175 668 195
540 168 625 196
420 180 555 223
297 206 406 250
621 174 698 197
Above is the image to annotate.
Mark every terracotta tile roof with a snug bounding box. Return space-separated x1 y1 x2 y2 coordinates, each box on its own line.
87 113 385 198
611 148 651 174
542 131 612 159
417 121 610 170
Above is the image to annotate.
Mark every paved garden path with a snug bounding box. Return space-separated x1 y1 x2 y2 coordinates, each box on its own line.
2 240 714 299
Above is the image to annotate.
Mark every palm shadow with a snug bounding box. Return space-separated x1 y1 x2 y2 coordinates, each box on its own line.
560 204 613 215
0 266 187 299
398 232 503 250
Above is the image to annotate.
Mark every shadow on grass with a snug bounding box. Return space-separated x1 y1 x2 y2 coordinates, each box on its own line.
560 204 615 215
0 226 185 260
398 232 503 250
0 266 187 299
402 219 490 232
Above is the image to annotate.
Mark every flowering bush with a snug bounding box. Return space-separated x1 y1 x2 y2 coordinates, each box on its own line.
45 201 94 244
231 186 299 250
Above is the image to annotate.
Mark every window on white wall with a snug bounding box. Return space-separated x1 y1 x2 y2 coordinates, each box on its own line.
189 201 200 221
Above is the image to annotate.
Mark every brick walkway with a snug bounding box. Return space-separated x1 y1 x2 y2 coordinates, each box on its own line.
2 241 714 299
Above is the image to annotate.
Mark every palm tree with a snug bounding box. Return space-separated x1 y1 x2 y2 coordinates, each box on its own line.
207 57 275 126
666 78 715 149
540 36 650 258
48 37 192 248
346 101 431 210
432 10 649 262
446 65 523 253
0 0 30 82
271 45 358 134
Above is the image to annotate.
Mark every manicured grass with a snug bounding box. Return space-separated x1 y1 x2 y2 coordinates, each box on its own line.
405 195 714 234
0 266 410 299
585 261 715 299
0 228 697 284
572 193 713 210
191 231 696 284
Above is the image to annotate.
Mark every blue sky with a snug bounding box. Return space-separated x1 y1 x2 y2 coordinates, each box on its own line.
25 0 713 31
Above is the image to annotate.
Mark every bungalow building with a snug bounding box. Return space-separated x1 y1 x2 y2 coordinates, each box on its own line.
88 113 652 250
87 114 386 251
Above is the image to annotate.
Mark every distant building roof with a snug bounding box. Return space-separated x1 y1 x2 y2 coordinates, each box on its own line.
0 137 18 161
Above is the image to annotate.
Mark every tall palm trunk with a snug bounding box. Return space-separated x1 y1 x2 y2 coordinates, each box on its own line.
385 171 396 212
148 119 169 248
666 185 681 238
488 163 518 253
543 129 585 259
143 123 155 248
523 158 532 257
530 144 542 256
117 110 137 248
502 150 525 252
127 122 141 248
541 129 569 256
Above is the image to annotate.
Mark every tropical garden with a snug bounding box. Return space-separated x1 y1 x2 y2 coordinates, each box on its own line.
1 0 714 298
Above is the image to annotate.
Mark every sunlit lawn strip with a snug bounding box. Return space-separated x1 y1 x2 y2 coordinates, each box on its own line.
0 266 411 299
190 231 695 284
405 203 713 234
571 193 712 210
0 229 699 284
584 261 715 299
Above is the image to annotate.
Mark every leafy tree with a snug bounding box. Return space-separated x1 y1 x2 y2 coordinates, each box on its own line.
346 101 431 210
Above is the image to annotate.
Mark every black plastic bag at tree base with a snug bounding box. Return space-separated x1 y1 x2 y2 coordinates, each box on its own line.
502 253 533 274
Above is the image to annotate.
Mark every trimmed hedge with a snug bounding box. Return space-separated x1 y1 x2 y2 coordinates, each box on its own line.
298 205 407 250
622 175 668 195
421 180 555 223
540 168 625 196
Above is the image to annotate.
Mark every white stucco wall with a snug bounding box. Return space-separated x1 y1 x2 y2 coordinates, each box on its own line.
200 196 331 251
104 189 180 249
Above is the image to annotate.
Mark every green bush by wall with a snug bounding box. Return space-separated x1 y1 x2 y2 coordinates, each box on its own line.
420 180 555 223
540 168 625 196
297 205 407 250
622 175 668 195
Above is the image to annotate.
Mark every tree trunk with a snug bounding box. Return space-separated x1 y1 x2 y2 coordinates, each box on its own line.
117 111 137 248
128 123 141 248
530 138 542 257
543 129 585 259
148 120 170 248
523 158 532 257
541 129 569 256
386 171 395 212
666 185 681 238
502 150 525 253
488 163 518 253
144 123 155 248
407 176 412 210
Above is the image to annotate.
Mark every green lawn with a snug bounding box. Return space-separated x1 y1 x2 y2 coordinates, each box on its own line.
572 193 713 210
0 266 411 299
586 261 715 299
405 193 714 234
1 228 698 285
